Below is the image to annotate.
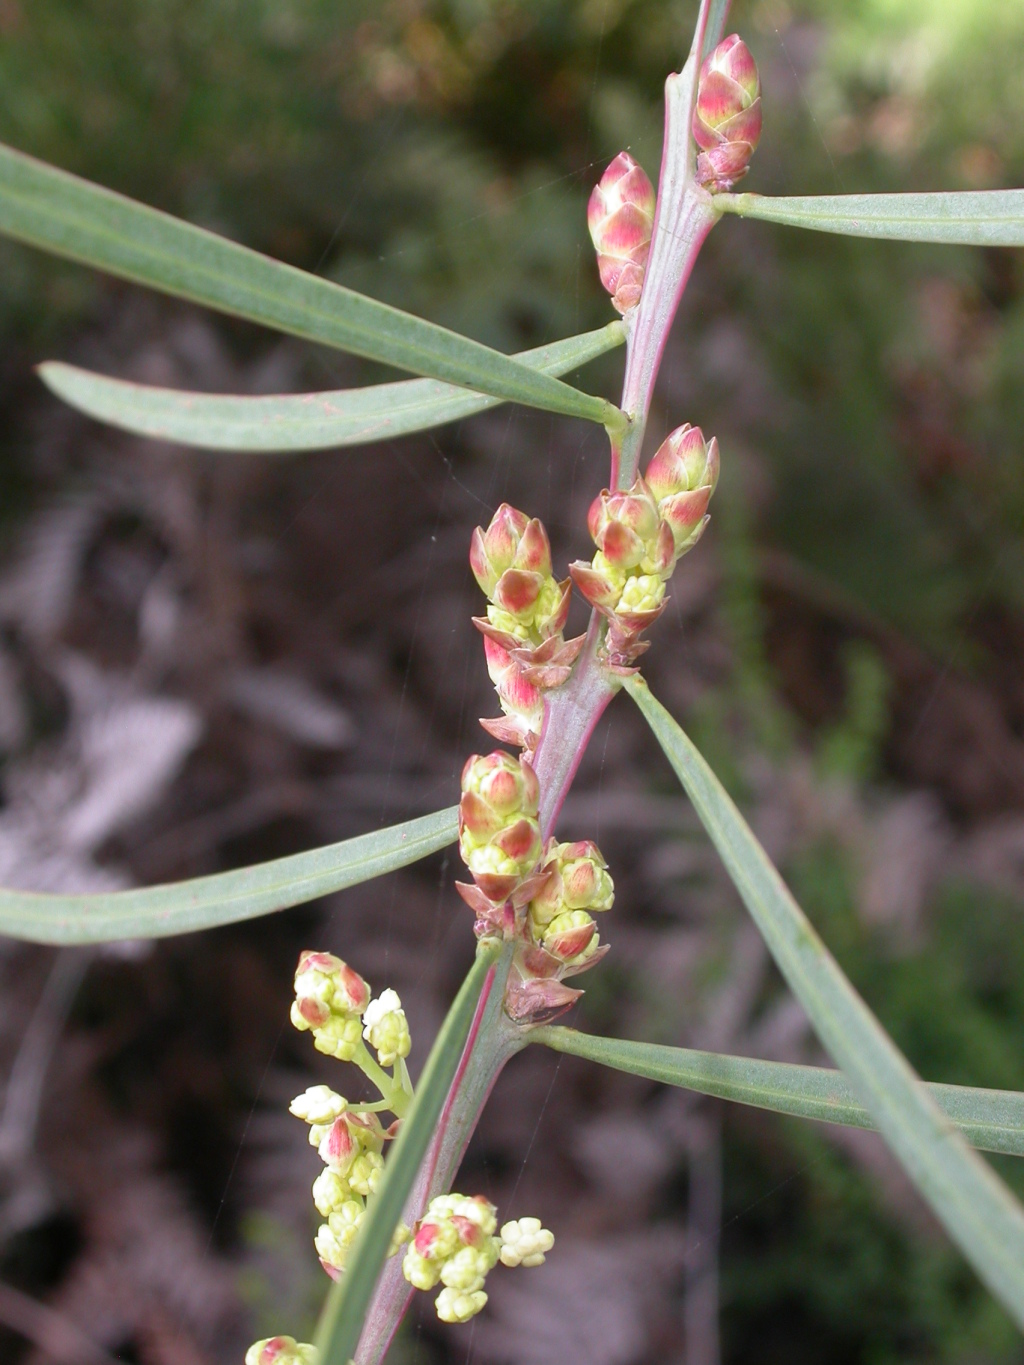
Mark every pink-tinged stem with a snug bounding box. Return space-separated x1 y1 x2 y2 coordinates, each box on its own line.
354 948 525 1364
532 616 619 839
615 11 721 490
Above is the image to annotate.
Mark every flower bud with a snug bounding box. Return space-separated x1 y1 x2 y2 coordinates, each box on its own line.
588 152 656 313
499 1217 555 1268
587 481 664 573
362 989 412 1068
460 752 542 899
312 1168 352 1218
435 1287 488 1324
315 1200 365 1273
618 573 666 614
470 506 545 598
289 1085 347 1126
541 909 598 966
693 35 762 192
246 1337 318 1365
440 1243 498 1293
291 951 370 1033
529 840 614 929
307 1013 364 1062
645 424 719 554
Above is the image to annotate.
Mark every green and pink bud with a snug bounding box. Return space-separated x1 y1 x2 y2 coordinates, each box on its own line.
471 505 568 643
693 35 762 192
529 839 614 929
645 423 719 555
245 1337 318 1365
541 909 599 966
588 152 656 313
290 952 370 1033
459 751 542 900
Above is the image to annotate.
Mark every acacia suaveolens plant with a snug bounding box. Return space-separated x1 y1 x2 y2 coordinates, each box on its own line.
2 1 1024 1360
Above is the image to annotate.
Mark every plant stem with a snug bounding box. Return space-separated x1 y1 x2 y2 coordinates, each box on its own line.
344 4 724 1356
352 945 525 1364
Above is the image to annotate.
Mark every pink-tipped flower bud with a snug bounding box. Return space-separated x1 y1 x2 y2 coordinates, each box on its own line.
587 152 656 314
290 952 370 1034
529 839 614 929
645 424 719 555
460 752 542 899
245 1337 318 1365
587 479 674 578
693 35 762 192
541 909 599 966
471 507 552 598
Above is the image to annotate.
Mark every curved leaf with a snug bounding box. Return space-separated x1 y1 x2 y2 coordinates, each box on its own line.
0 141 623 429
533 1027 1024 1158
38 324 624 453
625 675 1024 1328
0 807 457 944
314 940 504 1365
714 189 1024 246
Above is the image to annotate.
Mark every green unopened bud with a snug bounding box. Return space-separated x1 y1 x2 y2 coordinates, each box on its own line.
362 988 412 1067
440 1242 499 1293
460 751 543 899
618 574 666 614
693 34 762 191
347 1150 384 1198
645 424 718 555
499 1217 555 1268
435 1287 488 1324
312 1168 353 1218
310 1014 364 1062
245 1337 318 1365
315 1200 365 1272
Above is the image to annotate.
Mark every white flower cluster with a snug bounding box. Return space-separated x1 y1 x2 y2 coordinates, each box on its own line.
402 1194 554 1323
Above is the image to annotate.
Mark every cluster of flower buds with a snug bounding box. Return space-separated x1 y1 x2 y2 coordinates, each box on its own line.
470 504 584 751
457 750 544 938
692 34 762 193
587 152 656 314
403 1194 554 1324
506 838 615 1023
245 1337 317 1365
291 950 371 1060
288 955 413 1280
570 423 719 667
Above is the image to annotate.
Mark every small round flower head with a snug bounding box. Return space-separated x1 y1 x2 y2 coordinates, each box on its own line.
291 951 370 1035
440 1243 498 1293
312 1168 352 1217
693 34 762 191
289 1085 347 1126
315 1200 365 1272
245 1337 318 1365
499 1217 555 1268
312 1015 364 1062
588 152 657 313
347 1150 384 1198
435 1287 488 1324
362 989 412 1067
618 573 666 614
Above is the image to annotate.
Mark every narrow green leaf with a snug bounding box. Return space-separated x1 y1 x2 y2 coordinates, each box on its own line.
0 141 624 429
38 324 624 453
700 0 732 59
625 675 1024 1328
533 1028 1024 1158
0 807 457 945
714 189 1024 247
314 940 503 1365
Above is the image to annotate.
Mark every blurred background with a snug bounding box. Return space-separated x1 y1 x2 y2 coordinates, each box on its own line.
0 0 1023 1361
